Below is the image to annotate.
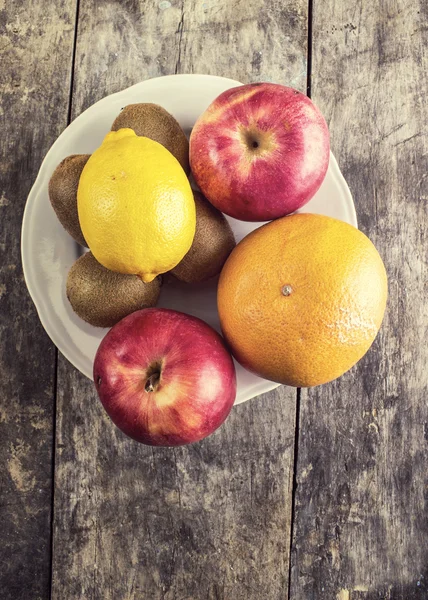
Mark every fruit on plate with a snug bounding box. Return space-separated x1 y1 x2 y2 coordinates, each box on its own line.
93 308 237 446
190 83 330 221
66 252 161 328
111 103 190 173
49 154 90 246
171 190 236 283
77 128 195 283
218 214 388 387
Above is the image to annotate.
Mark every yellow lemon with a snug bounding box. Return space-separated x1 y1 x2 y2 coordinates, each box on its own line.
77 128 195 282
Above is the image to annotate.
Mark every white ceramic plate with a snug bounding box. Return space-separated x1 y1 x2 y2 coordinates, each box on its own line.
21 74 357 405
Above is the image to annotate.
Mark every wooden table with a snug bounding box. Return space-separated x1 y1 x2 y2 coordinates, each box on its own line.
1 1 427 598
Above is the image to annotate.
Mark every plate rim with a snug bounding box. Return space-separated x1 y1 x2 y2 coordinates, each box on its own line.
21 74 357 404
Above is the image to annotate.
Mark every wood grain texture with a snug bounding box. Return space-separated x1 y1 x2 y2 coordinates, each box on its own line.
290 1 428 598
0 0 77 598
52 0 308 598
70 0 308 114
53 370 295 600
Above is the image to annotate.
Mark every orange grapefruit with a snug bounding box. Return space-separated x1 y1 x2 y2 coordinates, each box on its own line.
217 214 388 387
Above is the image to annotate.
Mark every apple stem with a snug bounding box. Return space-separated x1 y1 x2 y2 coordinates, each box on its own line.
145 372 160 393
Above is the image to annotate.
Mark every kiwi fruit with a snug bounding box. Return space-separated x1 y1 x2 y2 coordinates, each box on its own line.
111 103 190 173
67 252 161 328
171 191 236 283
49 154 90 246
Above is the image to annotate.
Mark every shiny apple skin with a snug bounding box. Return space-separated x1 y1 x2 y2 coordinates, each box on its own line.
190 82 330 221
93 308 237 446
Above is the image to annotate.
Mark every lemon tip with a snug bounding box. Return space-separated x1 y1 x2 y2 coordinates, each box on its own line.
139 273 158 283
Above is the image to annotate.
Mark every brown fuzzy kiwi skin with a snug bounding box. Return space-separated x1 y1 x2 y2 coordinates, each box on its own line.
111 103 190 173
66 252 161 328
49 154 90 247
171 191 236 284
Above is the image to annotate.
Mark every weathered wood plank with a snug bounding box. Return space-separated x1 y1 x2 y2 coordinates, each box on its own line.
51 0 308 598
290 1 428 598
53 371 296 600
70 0 308 113
0 1 77 598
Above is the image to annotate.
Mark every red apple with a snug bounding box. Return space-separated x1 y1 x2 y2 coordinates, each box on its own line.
190 82 330 221
93 308 237 446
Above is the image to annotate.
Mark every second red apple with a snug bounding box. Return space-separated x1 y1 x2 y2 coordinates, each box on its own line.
93 308 237 446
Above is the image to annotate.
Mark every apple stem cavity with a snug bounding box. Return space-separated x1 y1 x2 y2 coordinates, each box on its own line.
240 127 276 157
145 371 161 393
246 131 261 152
